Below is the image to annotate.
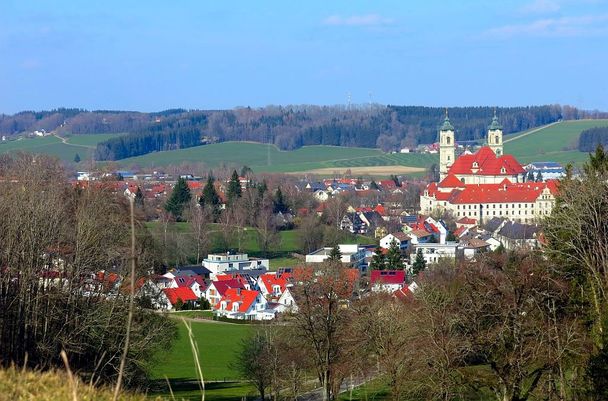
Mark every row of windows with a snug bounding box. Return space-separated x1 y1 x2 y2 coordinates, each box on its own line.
457 203 538 210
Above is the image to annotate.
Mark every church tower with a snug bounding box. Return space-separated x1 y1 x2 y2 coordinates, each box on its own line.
487 110 503 156
439 110 455 181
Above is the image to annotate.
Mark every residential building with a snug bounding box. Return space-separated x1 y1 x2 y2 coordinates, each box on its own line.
202 252 269 278
379 232 411 251
370 270 406 293
305 244 366 268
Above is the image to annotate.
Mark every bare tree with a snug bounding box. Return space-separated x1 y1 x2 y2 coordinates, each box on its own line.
256 201 281 258
187 202 211 263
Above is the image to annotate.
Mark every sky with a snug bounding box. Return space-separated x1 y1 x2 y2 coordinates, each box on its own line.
1 0 607 113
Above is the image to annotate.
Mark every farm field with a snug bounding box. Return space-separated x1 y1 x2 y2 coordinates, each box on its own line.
0 133 121 162
504 120 608 165
117 142 438 176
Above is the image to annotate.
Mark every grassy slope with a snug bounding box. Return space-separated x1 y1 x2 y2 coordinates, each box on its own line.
504 120 608 165
0 134 121 162
117 142 437 173
0 366 158 401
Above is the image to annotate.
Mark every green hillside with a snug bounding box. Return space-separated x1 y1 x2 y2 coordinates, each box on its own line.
504 119 608 165
0 134 121 162
118 142 436 173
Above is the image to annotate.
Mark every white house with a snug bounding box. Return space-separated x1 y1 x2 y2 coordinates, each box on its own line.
380 232 411 251
412 242 458 264
214 288 270 320
306 244 366 268
203 252 269 278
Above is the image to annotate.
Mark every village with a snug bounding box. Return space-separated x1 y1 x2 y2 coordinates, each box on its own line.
67 114 564 322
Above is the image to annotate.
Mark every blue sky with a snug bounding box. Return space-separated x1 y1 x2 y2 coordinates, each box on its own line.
1 0 607 113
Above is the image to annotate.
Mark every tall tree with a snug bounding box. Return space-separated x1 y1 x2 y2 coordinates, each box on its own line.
256 199 281 258
385 240 404 270
233 331 276 400
73 153 81 163
412 248 426 275
134 186 144 208
369 246 386 271
164 177 191 221
328 244 342 262
226 169 242 205
273 186 289 214
199 175 221 221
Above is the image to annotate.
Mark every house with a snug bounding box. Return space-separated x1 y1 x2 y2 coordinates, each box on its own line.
370 270 405 293
202 252 269 278
340 212 367 234
214 288 269 320
379 232 411 251
174 273 206 298
412 242 458 264
161 287 199 311
313 190 330 202
205 279 246 306
457 238 491 260
306 244 367 269
257 272 292 300
495 221 541 250
524 162 565 181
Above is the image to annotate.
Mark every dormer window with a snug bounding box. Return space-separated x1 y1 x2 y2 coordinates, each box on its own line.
232 302 239 312
501 167 506 174
472 162 479 168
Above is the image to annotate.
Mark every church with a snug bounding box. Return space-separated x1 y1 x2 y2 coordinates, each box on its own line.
420 113 557 224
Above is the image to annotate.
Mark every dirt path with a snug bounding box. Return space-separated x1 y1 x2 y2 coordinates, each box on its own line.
52 133 95 148
503 121 560 144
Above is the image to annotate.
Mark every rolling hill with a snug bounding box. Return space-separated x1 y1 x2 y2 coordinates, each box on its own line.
3 120 608 174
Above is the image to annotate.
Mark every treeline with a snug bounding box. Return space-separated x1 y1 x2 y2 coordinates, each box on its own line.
578 126 608 152
94 123 206 161
3 104 608 160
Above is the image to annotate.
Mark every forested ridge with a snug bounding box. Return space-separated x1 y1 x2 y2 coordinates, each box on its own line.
578 126 608 152
1 104 606 161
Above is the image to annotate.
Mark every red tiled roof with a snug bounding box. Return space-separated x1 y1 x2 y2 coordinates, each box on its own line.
453 226 469 238
259 273 291 295
448 146 525 176
210 279 245 296
456 217 477 225
374 204 387 216
163 287 199 305
370 270 405 285
439 174 465 188
393 287 413 301
215 288 259 313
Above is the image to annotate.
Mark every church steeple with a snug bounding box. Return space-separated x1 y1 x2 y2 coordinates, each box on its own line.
487 109 503 156
439 108 455 181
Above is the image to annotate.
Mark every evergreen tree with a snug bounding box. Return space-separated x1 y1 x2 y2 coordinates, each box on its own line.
369 246 386 270
535 171 543 182
527 170 535 182
412 248 427 275
257 180 268 199
328 244 342 262
369 180 379 190
200 176 221 221
240 165 253 178
390 174 400 187
273 187 288 214
134 186 144 208
226 170 242 205
164 177 191 221
73 153 81 163
385 240 404 269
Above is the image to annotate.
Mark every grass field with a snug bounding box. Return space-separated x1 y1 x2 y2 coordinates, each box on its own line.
504 120 608 165
152 319 252 381
117 142 438 176
149 319 256 400
0 133 122 162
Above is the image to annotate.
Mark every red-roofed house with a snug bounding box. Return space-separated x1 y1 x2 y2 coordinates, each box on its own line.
370 270 405 293
379 232 411 251
214 288 269 320
161 287 199 310
257 272 292 299
205 279 246 306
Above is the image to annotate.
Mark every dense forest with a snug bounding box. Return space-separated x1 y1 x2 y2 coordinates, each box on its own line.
578 126 608 152
2 105 607 160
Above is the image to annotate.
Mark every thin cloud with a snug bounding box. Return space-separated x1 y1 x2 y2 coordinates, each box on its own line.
323 14 395 27
520 0 561 14
485 14 608 37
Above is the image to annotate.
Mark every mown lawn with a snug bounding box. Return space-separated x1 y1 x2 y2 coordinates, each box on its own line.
151 320 252 381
